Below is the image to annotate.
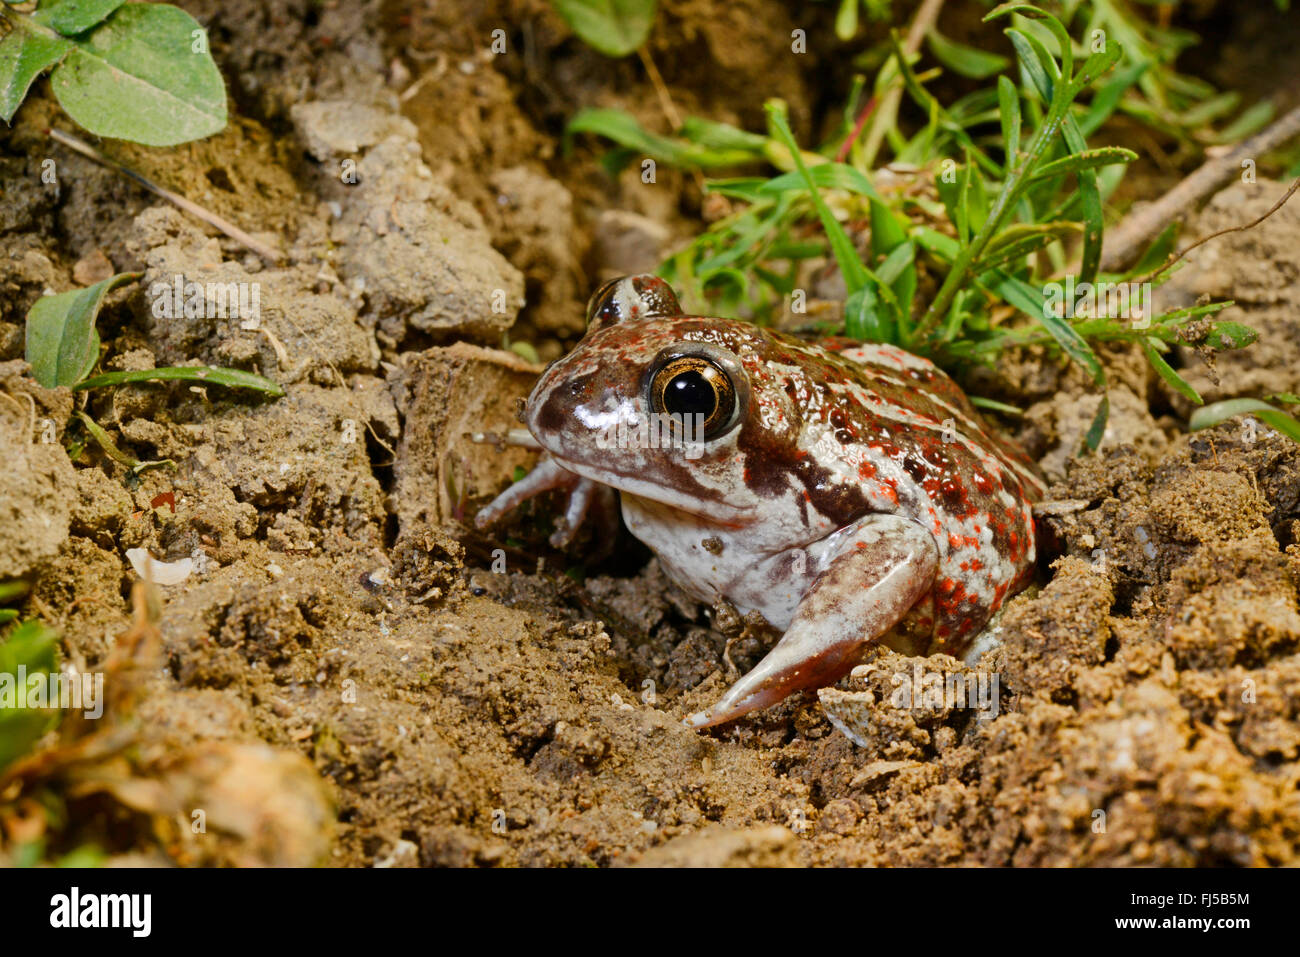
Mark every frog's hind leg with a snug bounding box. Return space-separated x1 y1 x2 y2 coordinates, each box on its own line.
685 514 938 729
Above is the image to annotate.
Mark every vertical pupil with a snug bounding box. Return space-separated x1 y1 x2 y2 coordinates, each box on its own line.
665 370 715 416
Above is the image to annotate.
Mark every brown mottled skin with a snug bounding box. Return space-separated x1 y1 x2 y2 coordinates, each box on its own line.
479 275 1045 729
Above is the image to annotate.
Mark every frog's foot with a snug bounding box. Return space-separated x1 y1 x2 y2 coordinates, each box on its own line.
685 514 938 729
475 456 615 548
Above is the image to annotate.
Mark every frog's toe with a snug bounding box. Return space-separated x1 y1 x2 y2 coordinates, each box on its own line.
548 476 599 547
475 456 578 529
684 638 864 729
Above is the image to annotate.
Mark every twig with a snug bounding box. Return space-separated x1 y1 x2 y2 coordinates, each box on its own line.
1099 103 1300 271
636 45 682 132
1133 176 1300 284
636 45 706 194
46 127 283 265
859 0 946 168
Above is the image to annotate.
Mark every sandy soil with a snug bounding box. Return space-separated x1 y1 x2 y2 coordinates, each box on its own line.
2 0 1299 867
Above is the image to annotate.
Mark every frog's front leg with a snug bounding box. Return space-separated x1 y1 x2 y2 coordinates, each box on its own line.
685 514 938 729
476 455 616 548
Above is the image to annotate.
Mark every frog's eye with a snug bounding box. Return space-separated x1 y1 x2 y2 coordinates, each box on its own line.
648 355 738 441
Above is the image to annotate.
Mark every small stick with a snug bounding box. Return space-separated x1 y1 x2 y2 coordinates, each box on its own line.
46 127 283 264
636 45 682 133
1099 103 1300 272
1133 176 1300 284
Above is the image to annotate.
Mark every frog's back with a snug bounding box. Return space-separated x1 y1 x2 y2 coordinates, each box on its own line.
800 336 1045 654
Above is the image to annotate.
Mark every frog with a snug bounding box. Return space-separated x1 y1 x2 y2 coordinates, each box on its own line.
476 274 1046 729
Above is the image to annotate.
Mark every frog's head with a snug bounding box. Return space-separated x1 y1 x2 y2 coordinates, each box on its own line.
523 275 796 523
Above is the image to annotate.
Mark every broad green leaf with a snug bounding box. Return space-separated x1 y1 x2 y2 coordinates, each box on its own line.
1202 321 1258 351
25 271 139 388
33 0 126 35
0 25 69 122
870 202 915 318
48 3 227 146
926 28 1010 79
75 365 286 397
0 618 60 772
553 0 655 58
1189 399 1300 444
845 286 889 341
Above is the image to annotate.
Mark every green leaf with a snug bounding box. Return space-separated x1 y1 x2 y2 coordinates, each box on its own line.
973 221 1080 272
997 75 1020 169
567 107 755 168
33 0 126 35
1201 321 1258 351
74 410 173 474
1027 147 1138 183
0 618 60 772
1211 100 1273 145
553 0 655 58
1005 28 1056 103
1189 399 1300 444
759 162 884 202
1141 337 1201 404
989 4 1072 78
982 268 1106 386
969 395 1024 415
0 24 70 123
1124 223 1177 277
24 271 139 388
48 2 227 146
679 116 768 153
926 28 1010 79
74 365 285 396
1084 394 1109 451
766 102 869 295
834 0 858 41
1078 60 1147 137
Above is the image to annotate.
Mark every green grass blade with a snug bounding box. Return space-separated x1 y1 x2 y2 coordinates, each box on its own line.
74 365 285 396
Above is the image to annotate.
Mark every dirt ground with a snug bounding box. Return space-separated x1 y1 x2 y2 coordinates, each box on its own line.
2 0 1300 867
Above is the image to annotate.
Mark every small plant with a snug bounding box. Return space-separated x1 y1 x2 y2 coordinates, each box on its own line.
551 0 656 58
0 0 226 146
24 272 283 475
565 3 1292 446
0 614 60 773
